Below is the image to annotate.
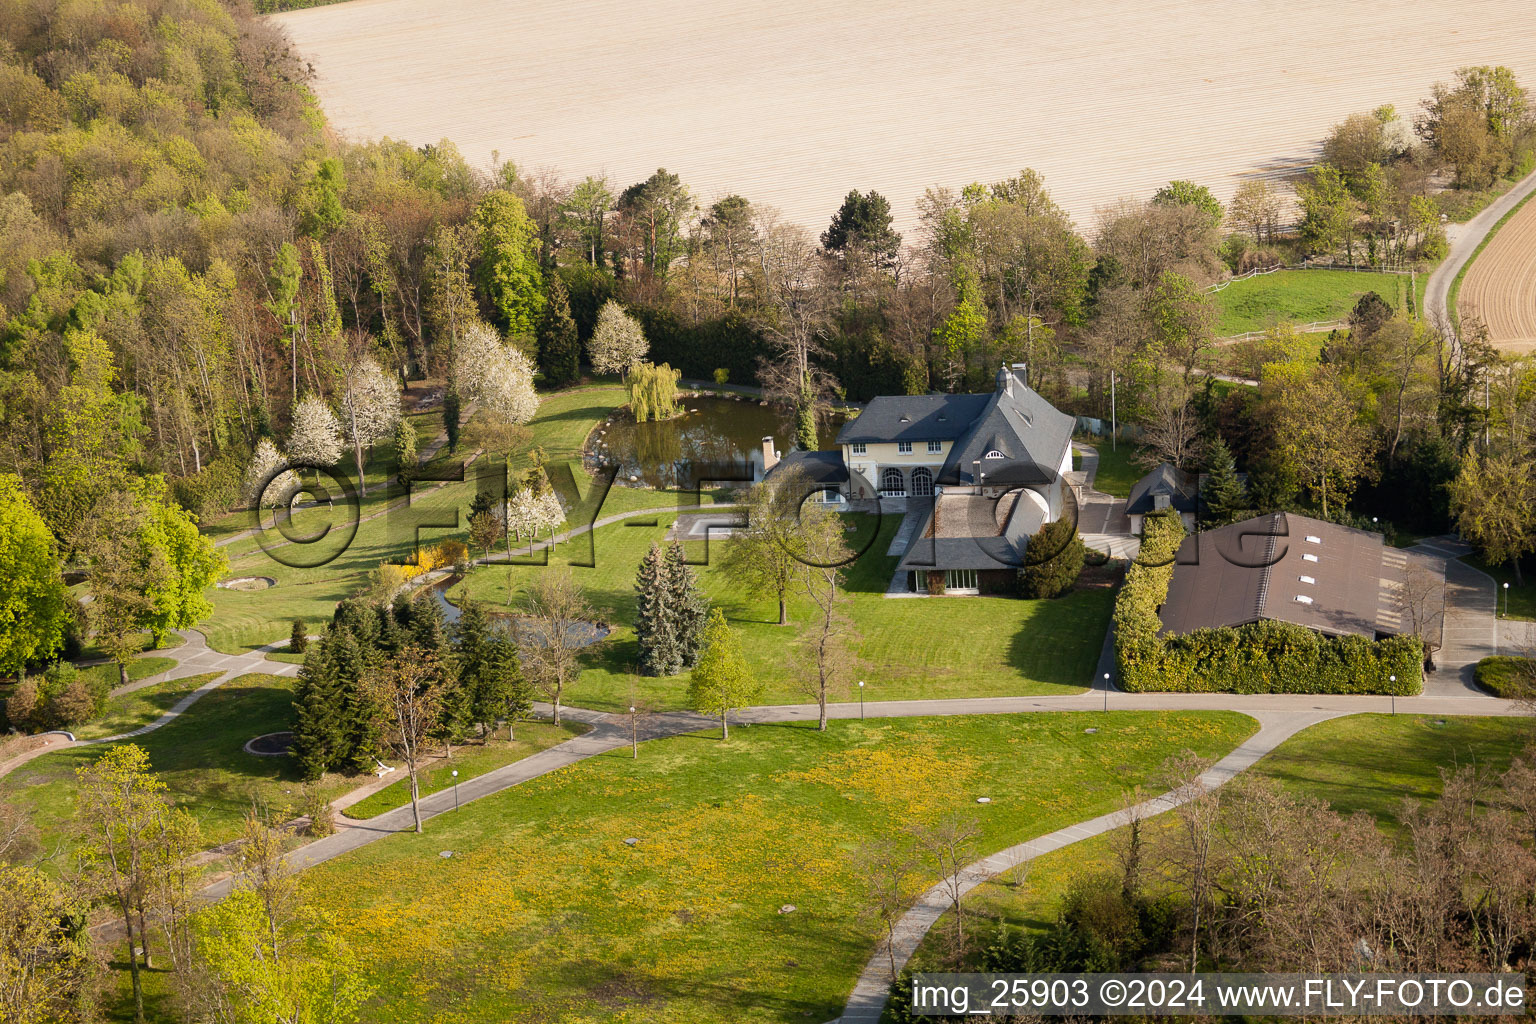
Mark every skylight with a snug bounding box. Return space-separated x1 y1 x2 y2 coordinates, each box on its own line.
1299 575 1315 584
1295 595 1314 605
1305 535 1321 543
1302 553 1318 562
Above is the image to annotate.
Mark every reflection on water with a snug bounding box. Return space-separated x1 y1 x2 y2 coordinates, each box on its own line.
586 395 846 489
426 576 611 647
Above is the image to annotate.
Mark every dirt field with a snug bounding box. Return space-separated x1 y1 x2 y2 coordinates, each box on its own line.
1460 196 1536 354
274 0 1536 236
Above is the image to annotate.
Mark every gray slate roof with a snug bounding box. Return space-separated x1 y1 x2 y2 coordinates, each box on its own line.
835 393 992 444
1125 464 1198 516
936 380 1075 487
762 449 848 487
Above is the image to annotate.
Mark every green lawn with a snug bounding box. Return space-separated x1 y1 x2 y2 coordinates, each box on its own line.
1250 713 1532 829
72 669 205 741
905 712 1535 975
198 387 680 653
1212 269 1412 336
296 711 1254 1024
1 673 357 857
1079 440 1144 498
341 720 589 819
453 512 1113 711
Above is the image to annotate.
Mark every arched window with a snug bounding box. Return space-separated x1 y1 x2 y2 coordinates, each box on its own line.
984 450 1006 459
911 466 934 497
880 467 905 495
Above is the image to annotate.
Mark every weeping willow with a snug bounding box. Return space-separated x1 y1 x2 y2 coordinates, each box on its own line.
629 362 682 423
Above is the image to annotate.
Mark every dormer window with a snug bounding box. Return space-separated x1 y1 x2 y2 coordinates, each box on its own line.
927 440 942 453
897 441 913 454
851 442 867 455
984 450 1005 459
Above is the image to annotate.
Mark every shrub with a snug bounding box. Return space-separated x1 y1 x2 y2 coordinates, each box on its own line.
4 679 39 732
1019 517 1086 598
301 783 335 837
51 681 98 727
712 367 729 385
290 619 308 655
1474 656 1534 698
1114 512 1423 695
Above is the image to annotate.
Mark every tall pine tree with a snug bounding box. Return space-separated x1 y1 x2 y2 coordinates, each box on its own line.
291 636 342 781
634 543 680 676
1200 437 1250 526
666 541 709 668
538 274 580 388
454 600 531 740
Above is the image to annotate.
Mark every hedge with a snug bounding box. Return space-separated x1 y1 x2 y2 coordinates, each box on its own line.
1115 512 1423 695
1473 656 1535 698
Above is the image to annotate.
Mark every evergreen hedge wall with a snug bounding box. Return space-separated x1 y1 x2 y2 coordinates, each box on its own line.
1114 512 1422 695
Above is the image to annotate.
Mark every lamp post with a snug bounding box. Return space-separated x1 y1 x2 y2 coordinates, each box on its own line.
858 680 865 721
451 769 459 811
629 706 638 758
1103 672 1110 712
1390 676 1396 716
1504 582 1510 618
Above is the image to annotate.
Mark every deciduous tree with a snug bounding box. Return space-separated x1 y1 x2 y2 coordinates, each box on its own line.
687 608 760 738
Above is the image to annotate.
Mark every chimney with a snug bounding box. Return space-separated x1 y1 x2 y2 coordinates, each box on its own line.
1011 362 1029 389
761 436 779 473
973 459 983 495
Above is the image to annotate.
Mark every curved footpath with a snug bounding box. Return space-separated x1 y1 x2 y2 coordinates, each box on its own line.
1425 167 1536 344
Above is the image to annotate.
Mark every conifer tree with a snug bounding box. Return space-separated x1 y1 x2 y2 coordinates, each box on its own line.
634 543 680 676
666 541 709 668
537 274 580 388
1201 437 1250 526
290 637 342 781
454 601 531 739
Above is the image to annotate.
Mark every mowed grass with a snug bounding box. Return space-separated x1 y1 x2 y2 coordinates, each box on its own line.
341 720 589 820
453 512 1113 711
200 387 700 653
1250 713 1532 830
1080 440 1144 499
907 712 1535 968
0 674 356 857
1213 269 1411 336
299 711 1254 1024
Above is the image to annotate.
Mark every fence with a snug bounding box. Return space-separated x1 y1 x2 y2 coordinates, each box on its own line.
1207 261 1416 293
1215 319 1345 345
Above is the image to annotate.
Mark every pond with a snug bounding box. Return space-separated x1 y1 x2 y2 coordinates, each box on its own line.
425 577 611 648
584 395 847 490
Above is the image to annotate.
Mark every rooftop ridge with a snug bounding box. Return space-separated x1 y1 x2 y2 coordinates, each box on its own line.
1252 511 1283 619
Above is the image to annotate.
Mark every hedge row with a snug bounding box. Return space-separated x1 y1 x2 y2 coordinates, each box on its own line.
1473 656 1535 698
1114 512 1423 695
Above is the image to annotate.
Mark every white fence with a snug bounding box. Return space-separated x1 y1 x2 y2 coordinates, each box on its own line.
1215 319 1346 345
1207 261 1416 293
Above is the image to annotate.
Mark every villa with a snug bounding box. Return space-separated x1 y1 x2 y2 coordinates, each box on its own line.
765 365 1075 595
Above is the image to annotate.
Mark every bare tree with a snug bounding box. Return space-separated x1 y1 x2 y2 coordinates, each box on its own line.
910 812 982 963
1396 557 1446 669
232 800 297 965
366 644 446 833
751 208 838 428
858 837 919 981
518 569 595 726
793 502 857 731
1158 751 1221 972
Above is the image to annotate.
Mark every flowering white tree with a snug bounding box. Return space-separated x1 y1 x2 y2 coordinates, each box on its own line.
587 300 649 378
503 487 567 554
340 357 402 495
452 322 539 424
287 396 345 467
242 438 300 520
